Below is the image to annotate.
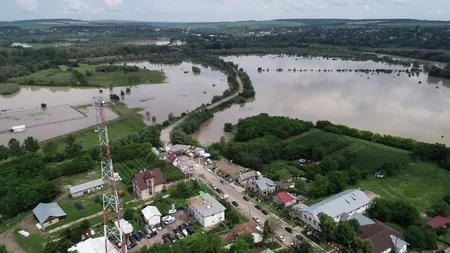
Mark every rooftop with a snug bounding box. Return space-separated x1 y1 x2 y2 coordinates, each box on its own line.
359 220 407 253
275 192 296 204
69 179 103 195
293 189 370 219
237 170 257 181
142 206 162 221
68 236 118 253
188 193 226 217
32 202 66 224
341 212 376 226
133 168 165 191
254 177 276 191
427 215 450 229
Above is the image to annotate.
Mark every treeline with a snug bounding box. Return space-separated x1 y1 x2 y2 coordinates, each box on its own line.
316 120 450 170
234 113 313 141
237 69 255 99
428 64 450 79
374 49 450 63
95 65 140 73
171 107 213 145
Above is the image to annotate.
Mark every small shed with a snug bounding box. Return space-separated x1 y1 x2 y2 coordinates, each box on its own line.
142 206 162 225
32 203 66 228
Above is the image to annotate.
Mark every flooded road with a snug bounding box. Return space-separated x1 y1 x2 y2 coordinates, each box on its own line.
0 62 226 144
192 55 450 146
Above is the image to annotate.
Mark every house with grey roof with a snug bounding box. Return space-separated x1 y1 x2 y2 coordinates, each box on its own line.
32 203 67 228
69 179 103 198
292 189 371 231
188 193 226 228
237 170 257 185
251 177 276 195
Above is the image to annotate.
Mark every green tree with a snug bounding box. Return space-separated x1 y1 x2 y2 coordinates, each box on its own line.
291 241 313 253
263 219 274 242
23 136 39 152
224 123 233 132
171 183 192 199
0 245 7 253
64 135 82 158
229 234 253 253
309 174 329 198
311 147 326 161
351 238 372 253
294 179 307 194
431 200 450 216
318 213 336 242
404 226 437 250
335 221 357 245
347 166 362 185
123 208 134 221
8 138 23 157
168 112 175 121
0 145 8 161
43 141 57 157
326 170 347 194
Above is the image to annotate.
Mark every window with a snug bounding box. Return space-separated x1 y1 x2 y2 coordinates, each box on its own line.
304 214 307 219
313 220 316 226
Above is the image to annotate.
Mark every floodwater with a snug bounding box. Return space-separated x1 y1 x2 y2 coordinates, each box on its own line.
192 55 450 146
0 62 227 144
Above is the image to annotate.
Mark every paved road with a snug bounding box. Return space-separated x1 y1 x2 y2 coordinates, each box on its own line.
160 73 244 146
191 166 326 252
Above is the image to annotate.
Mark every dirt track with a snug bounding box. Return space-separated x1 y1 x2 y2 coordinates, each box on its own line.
0 214 33 253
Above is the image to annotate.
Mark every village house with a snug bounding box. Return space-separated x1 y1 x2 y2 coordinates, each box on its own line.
237 170 258 185
132 168 165 200
427 215 450 229
168 153 181 167
188 193 226 228
68 179 103 198
292 189 371 231
33 202 67 228
251 177 276 195
222 221 263 246
358 220 408 253
273 192 297 207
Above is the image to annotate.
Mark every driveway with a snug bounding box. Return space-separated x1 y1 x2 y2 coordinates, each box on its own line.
130 210 191 252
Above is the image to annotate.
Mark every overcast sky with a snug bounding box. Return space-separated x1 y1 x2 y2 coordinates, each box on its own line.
5 0 450 22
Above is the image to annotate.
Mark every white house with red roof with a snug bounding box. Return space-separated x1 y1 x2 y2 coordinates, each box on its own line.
273 192 297 207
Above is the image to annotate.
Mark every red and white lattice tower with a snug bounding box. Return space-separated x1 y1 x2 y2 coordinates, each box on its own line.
93 97 127 253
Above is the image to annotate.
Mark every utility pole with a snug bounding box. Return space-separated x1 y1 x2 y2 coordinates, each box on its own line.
93 97 127 253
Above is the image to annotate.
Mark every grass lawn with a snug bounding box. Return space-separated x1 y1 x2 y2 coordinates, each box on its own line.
0 212 31 233
0 82 20 95
86 68 166 87
14 231 47 253
54 199 103 228
8 68 74 86
358 162 450 212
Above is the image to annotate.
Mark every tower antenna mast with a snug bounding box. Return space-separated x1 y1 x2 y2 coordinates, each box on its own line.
93 97 127 253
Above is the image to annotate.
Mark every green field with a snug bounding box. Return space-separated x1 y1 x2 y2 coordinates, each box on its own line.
0 83 20 95
293 129 450 212
7 64 166 88
14 231 47 253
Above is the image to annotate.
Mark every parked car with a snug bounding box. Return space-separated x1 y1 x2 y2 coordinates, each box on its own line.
134 232 143 241
220 194 229 200
128 235 136 244
150 225 157 232
168 208 177 214
285 227 293 233
185 225 195 235
169 234 177 243
164 216 176 225
278 235 285 242
163 237 171 244
220 180 226 184
179 225 188 237
255 205 262 210
216 188 223 194
262 209 269 215
252 216 260 223
156 224 163 230
127 241 137 250
147 231 157 238
232 201 239 207
243 196 249 201
212 184 217 190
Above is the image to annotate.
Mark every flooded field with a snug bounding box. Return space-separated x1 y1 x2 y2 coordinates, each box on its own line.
0 62 226 144
193 55 450 146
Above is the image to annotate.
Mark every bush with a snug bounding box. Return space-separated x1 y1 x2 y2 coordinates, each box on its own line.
0 83 20 95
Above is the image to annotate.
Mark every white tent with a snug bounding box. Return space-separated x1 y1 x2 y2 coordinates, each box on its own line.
68 236 118 253
114 219 133 234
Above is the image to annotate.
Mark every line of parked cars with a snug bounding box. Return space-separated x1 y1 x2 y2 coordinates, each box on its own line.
162 223 196 244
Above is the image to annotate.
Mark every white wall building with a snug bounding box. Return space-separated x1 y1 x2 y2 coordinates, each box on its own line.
292 189 371 231
69 179 103 198
68 236 118 253
141 206 162 226
188 193 226 228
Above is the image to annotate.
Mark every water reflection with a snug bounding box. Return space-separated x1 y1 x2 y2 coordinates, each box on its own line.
193 55 450 146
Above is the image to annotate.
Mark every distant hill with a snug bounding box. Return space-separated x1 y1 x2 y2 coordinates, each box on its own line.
12 18 82 23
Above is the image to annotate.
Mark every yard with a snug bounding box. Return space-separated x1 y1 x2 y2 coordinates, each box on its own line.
292 129 450 212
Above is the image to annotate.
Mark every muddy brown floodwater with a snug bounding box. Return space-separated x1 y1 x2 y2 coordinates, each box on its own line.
0 62 226 144
192 55 450 146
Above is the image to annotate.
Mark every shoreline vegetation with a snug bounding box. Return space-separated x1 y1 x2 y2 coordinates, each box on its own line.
0 83 20 95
